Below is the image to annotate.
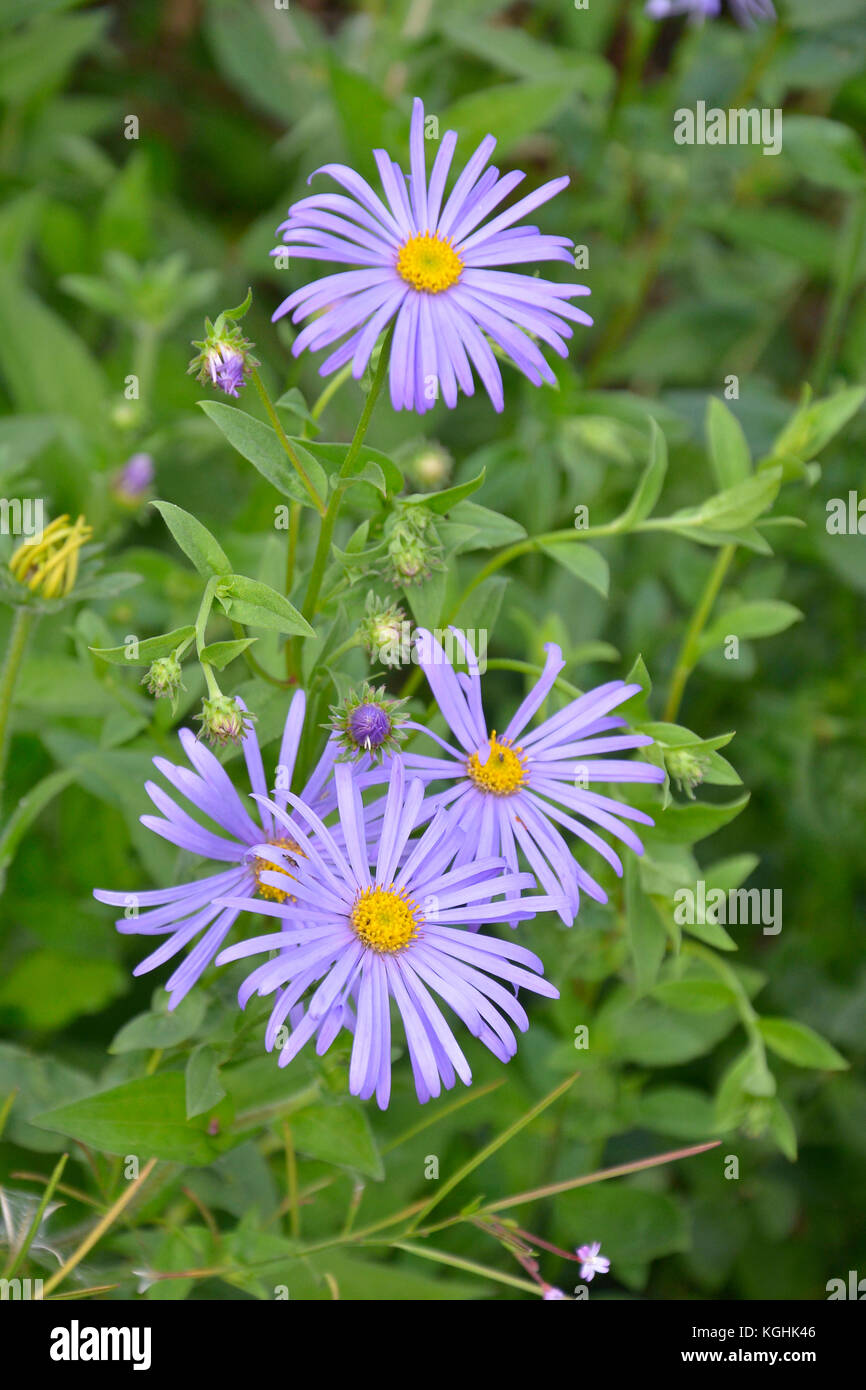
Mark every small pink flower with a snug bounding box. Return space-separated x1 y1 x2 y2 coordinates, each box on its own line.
576 1241 610 1282
543 1286 567 1300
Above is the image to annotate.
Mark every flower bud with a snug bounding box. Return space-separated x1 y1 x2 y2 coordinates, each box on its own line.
112 453 154 506
327 685 407 763
360 594 411 668
665 746 709 799
188 292 259 399
8 514 93 599
141 654 183 701
196 693 253 747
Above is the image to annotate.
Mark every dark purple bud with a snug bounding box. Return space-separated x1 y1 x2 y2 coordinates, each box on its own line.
348 702 392 750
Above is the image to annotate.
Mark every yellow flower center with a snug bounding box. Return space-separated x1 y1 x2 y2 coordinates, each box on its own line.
467 731 527 797
255 837 303 904
396 232 463 294
351 885 421 953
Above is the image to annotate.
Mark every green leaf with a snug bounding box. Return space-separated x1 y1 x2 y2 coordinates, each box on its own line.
198 402 327 509
216 574 314 638
635 1086 719 1140
289 1102 383 1179
275 387 318 433
0 268 108 425
651 792 750 845
772 385 866 461
446 500 527 550
669 468 782 534
32 1073 230 1164
758 1018 848 1071
109 993 206 1054
652 979 737 1013
0 1043 95 1154
0 11 107 106
554 1186 688 1266
699 600 802 653
598 989 737 1065
440 78 603 157
766 1097 798 1161
303 441 403 495
90 625 195 667
783 115 866 192
618 418 667 527
402 468 486 514
199 637 257 670
625 857 667 993
152 501 232 579
706 398 751 490
186 1045 227 1120
0 952 126 1031
539 540 609 598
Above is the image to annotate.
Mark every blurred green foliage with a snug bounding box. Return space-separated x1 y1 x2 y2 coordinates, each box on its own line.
0 0 864 1301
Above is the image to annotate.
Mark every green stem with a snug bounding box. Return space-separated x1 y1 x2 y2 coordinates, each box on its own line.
663 544 735 723
3 1153 68 1279
310 362 353 423
482 659 583 701
685 941 771 1080
300 329 393 625
811 189 866 392
283 1120 300 1239
250 366 326 517
405 1072 578 1233
387 1241 541 1296
0 608 35 818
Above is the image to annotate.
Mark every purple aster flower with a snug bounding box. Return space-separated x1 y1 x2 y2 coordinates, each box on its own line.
398 629 665 925
215 760 562 1107
93 690 340 1008
272 96 591 414
576 1241 610 1281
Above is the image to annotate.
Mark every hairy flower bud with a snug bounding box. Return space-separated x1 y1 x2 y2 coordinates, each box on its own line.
196 693 253 747
188 292 259 399
359 593 411 668
665 746 709 799
141 654 183 701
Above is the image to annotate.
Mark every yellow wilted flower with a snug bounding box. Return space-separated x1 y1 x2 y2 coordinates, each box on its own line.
9 514 93 599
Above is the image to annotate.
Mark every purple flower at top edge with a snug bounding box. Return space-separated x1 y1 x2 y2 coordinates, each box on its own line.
93 691 358 1008
576 1241 610 1281
645 0 775 23
729 0 775 23
272 96 591 415
645 0 721 17
392 629 665 926
215 759 562 1108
